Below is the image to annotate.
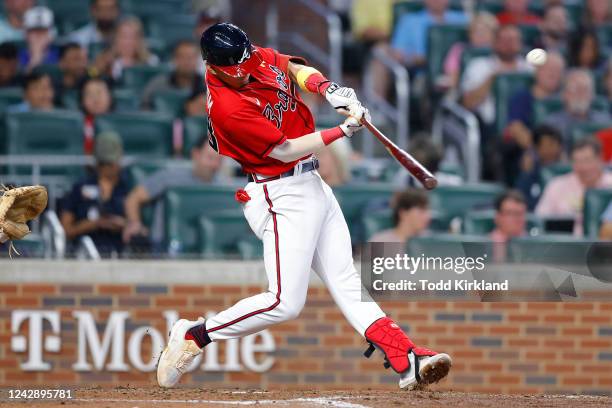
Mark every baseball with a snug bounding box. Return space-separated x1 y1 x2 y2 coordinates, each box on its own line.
526 48 547 66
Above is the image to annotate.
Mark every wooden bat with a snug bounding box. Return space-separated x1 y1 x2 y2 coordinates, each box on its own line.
361 118 438 190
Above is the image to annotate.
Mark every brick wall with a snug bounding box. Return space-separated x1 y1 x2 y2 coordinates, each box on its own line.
1 283 611 395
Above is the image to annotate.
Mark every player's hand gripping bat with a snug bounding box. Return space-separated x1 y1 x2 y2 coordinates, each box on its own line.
360 118 438 190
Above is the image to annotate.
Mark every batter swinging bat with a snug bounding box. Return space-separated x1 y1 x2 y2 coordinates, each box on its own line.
361 118 438 190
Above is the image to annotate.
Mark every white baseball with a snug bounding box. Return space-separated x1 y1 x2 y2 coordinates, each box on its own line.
526 48 547 66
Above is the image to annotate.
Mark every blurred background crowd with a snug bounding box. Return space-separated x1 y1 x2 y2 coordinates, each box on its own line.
0 0 611 261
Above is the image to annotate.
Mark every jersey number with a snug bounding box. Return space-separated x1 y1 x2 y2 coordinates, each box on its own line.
207 118 219 153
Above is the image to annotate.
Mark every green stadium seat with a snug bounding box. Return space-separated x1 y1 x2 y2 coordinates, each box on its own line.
5 110 84 155
112 88 139 111
182 116 207 157
0 87 23 111
407 233 495 259
163 185 240 256
199 209 253 258
237 237 263 260
463 209 544 235
427 24 468 86
518 24 540 48
61 89 79 110
333 183 396 242
95 112 173 158
540 163 572 188
122 65 171 93
428 184 504 228
122 0 188 19
153 89 190 117
87 42 106 60
564 3 584 30
363 209 393 241
534 96 609 126
44 0 91 35
583 188 612 238
596 24 612 47
507 235 593 265
570 122 612 148
147 15 196 50
493 72 533 135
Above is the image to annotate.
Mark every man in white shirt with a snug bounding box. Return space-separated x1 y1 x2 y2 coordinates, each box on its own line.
461 24 532 127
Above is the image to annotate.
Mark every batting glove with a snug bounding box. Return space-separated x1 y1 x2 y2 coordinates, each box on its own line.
325 83 362 115
340 109 369 137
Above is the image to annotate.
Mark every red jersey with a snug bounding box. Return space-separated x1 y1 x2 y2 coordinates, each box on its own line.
205 47 316 176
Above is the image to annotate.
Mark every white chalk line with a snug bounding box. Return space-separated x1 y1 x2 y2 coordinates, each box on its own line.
73 396 370 408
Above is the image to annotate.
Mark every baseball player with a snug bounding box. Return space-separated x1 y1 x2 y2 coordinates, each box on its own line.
157 23 451 390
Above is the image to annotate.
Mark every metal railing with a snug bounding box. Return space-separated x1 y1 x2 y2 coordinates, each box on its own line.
266 0 343 83
42 210 66 259
431 99 481 183
362 45 410 156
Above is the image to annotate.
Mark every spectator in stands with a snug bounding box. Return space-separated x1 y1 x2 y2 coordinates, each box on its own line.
496 0 540 26
536 137 612 236
515 125 564 210
7 71 53 112
538 5 569 51
193 9 222 74
0 42 23 88
390 0 467 70
582 0 612 28
351 0 393 44
60 131 131 257
0 0 35 43
369 189 431 244
599 202 612 239
317 139 352 187
393 135 462 187
122 136 228 247
79 76 113 154
568 28 605 73
54 42 88 100
93 17 158 81
141 41 204 109
491 190 528 243
68 0 120 48
442 12 498 90
502 52 564 184
183 88 206 117
543 69 611 149
461 24 531 133
19 6 59 72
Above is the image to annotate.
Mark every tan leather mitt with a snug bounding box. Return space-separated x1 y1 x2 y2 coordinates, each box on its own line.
0 185 48 255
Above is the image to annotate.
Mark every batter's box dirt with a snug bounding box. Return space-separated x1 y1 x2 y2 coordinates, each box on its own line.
1 388 611 408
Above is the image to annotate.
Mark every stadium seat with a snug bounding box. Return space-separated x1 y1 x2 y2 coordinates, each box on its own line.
363 209 393 241
507 235 593 266
583 188 612 238
0 233 45 258
153 89 190 117
518 25 540 48
407 234 495 259
493 72 533 135
426 24 468 86
462 209 544 235
570 122 612 148
147 15 196 51
5 110 84 156
182 116 207 157
0 87 23 111
113 88 139 111
95 112 174 157
163 185 240 256
122 65 171 93
122 0 189 20
44 0 91 35
199 209 252 258
61 89 79 110
534 96 609 126
237 237 263 260
333 184 396 242
539 163 572 188
428 184 504 228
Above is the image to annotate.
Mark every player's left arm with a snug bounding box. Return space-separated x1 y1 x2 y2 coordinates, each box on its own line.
287 61 365 119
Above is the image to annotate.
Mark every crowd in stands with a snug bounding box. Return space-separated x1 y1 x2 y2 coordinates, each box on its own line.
1 0 611 258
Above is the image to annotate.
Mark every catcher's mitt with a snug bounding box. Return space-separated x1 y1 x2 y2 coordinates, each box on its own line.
0 185 48 257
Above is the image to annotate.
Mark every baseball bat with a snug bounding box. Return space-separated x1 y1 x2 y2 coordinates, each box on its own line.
361 118 438 190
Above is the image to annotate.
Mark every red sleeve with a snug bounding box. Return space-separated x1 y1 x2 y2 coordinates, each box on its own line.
220 108 287 158
256 47 308 74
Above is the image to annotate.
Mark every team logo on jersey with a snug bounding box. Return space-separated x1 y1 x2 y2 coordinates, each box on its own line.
269 65 288 91
263 91 297 129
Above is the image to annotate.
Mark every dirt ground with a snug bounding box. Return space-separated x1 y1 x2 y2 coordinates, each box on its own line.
1 387 611 408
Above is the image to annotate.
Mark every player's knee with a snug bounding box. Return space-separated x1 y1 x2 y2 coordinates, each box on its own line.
276 299 304 321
